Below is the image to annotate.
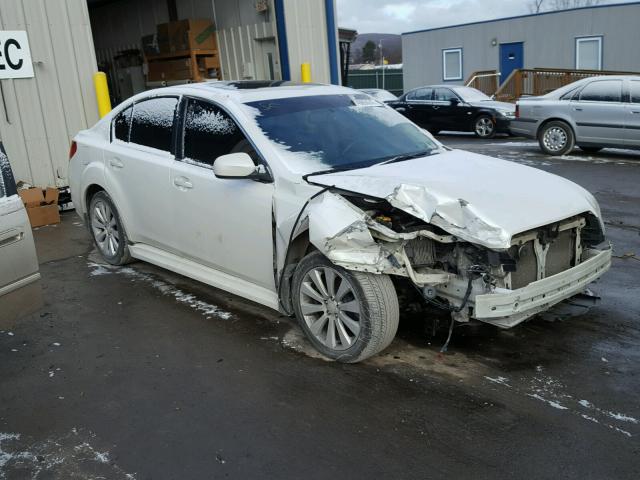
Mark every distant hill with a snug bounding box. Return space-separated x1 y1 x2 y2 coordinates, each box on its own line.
351 33 402 64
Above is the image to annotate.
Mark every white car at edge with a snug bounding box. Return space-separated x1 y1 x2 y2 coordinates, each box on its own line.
69 81 611 363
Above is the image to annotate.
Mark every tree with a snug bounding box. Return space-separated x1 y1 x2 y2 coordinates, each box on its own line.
361 40 378 64
528 0 601 12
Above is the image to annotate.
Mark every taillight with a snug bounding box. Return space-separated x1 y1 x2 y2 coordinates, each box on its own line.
69 141 77 160
515 103 520 119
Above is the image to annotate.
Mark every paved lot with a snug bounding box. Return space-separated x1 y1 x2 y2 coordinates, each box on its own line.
1 136 639 479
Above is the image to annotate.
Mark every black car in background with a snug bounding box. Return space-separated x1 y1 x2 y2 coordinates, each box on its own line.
387 85 515 138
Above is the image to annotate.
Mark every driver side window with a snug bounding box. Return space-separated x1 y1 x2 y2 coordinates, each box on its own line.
182 99 250 167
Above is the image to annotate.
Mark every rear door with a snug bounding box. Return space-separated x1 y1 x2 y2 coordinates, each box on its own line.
104 96 178 250
571 79 626 145
396 87 433 127
625 79 640 148
0 144 39 297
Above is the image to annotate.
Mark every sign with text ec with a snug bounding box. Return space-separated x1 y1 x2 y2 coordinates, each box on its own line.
0 31 34 79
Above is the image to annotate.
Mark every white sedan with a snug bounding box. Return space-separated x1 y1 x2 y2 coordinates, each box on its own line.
69 81 611 362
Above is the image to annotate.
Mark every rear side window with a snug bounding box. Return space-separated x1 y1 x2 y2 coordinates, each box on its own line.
434 88 457 102
182 99 246 167
130 97 178 152
0 143 17 198
113 105 133 142
407 88 432 101
578 80 622 102
630 81 640 104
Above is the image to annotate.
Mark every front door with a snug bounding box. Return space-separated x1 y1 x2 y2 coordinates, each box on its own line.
170 97 275 290
571 78 626 144
500 42 524 85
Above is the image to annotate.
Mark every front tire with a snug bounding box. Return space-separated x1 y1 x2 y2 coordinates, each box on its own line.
474 114 496 138
292 252 399 363
538 120 575 156
89 191 132 266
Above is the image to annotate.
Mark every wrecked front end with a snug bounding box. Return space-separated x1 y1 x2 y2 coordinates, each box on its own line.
306 188 611 329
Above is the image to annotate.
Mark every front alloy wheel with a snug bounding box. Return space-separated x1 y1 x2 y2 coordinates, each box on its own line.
474 115 495 138
292 252 399 363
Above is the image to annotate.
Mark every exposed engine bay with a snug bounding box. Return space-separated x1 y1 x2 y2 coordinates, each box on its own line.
304 188 611 329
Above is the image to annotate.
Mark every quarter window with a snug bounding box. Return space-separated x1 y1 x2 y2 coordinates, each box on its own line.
576 37 602 70
578 80 622 102
113 105 133 142
129 97 178 152
182 99 246 167
442 48 462 81
630 81 640 104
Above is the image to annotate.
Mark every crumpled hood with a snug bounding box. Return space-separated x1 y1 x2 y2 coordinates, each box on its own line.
308 149 602 249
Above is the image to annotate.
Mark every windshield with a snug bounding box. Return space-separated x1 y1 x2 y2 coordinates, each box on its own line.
452 86 491 102
244 94 438 174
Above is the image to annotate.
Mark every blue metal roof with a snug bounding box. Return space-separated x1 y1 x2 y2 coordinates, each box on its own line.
402 1 640 36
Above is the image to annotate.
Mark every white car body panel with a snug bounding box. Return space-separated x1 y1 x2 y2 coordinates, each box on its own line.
69 82 609 328
0 195 40 298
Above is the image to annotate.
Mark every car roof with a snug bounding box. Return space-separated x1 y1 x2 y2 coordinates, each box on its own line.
152 81 357 104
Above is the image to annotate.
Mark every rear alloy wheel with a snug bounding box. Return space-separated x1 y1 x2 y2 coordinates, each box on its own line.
474 115 495 138
579 146 603 154
89 191 132 265
292 252 399 363
538 120 575 156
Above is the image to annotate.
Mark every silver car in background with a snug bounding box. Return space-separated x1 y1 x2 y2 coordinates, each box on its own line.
511 75 640 155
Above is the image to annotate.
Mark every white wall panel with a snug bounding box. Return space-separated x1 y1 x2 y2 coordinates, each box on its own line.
0 0 98 187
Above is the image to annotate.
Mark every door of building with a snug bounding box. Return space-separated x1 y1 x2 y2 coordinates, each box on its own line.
499 42 524 85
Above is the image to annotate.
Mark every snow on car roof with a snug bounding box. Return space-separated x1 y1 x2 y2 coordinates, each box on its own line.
172 81 356 103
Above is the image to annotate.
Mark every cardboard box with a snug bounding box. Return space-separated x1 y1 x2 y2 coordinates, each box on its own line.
166 19 216 52
146 58 193 81
200 55 220 70
26 205 60 228
18 187 61 228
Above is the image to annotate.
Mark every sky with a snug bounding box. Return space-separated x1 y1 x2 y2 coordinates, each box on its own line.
335 0 637 34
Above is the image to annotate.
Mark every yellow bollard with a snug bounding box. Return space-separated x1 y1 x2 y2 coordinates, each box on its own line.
301 63 312 83
93 72 112 118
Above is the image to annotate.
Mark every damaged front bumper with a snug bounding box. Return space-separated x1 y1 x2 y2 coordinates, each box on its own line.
473 247 611 328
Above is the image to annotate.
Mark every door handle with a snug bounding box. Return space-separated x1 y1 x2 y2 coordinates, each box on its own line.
0 228 23 248
109 158 124 169
173 176 193 190
573 107 583 111
395 107 406 113
631 110 640 114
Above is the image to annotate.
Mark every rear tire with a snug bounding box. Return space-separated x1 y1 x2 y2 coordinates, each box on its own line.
538 120 575 156
292 252 399 363
88 191 133 266
579 146 603 154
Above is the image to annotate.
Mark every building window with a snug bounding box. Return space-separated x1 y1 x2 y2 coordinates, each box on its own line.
576 37 602 70
442 48 462 81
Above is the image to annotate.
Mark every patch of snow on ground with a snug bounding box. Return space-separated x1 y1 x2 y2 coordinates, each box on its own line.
484 376 511 387
87 262 232 321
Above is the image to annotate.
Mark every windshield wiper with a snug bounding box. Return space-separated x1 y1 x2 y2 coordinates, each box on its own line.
375 150 435 166
303 163 364 180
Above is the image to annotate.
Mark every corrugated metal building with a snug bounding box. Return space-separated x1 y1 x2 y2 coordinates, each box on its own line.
0 0 339 188
403 2 640 91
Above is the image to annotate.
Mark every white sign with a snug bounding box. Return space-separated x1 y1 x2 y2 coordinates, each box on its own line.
0 31 34 79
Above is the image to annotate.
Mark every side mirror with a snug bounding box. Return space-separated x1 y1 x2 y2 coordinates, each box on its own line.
213 153 257 179
450 98 460 106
